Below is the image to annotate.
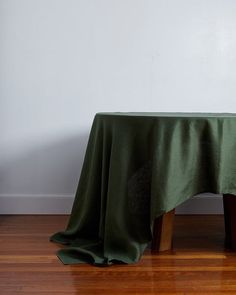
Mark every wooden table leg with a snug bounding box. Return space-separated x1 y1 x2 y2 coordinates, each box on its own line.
151 209 175 251
223 194 236 250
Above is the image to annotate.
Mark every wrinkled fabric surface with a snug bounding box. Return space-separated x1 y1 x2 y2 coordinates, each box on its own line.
50 112 236 265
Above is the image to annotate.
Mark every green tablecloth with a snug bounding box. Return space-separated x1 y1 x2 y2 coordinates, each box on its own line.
50 112 236 265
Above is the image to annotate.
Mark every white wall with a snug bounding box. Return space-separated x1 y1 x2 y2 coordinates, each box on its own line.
1 0 236 213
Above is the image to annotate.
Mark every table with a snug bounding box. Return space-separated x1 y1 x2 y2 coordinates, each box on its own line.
50 112 236 265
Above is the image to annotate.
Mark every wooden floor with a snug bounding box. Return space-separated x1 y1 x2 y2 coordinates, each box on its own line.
1 215 236 294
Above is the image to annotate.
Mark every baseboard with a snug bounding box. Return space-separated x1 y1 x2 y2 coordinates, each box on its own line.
175 193 223 214
0 194 74 214
0 193 223 215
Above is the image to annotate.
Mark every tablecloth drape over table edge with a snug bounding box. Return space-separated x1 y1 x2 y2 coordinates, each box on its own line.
50 113 236 265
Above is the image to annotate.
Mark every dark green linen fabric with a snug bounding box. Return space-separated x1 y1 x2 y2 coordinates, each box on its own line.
50 112 236 265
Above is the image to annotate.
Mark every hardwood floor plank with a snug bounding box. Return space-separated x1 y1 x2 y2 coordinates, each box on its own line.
1 215 236 294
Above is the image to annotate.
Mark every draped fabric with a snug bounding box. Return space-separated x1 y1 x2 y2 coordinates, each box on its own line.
50 113 236 265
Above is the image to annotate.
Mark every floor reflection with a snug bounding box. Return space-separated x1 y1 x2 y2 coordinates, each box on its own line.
66 215 235 294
